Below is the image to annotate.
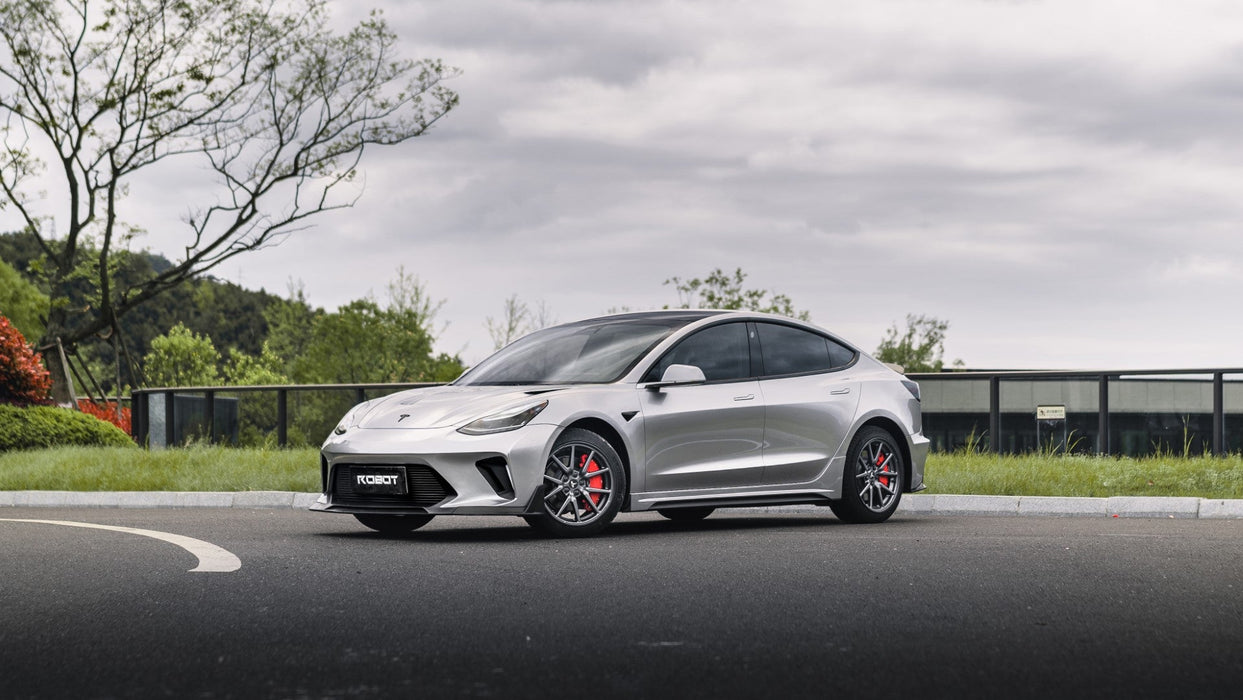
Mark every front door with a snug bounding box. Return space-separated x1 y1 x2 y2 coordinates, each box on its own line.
638 322 766 492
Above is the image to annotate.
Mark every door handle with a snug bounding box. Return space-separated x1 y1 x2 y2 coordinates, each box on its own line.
830 388 851 396
733 394 755 401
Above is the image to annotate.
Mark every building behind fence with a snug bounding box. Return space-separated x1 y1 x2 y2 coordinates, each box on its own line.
911 369 1243 457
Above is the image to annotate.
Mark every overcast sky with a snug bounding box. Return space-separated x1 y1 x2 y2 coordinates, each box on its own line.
14 0 1243 369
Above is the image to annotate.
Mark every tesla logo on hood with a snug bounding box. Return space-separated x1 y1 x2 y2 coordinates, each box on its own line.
397 414 410 422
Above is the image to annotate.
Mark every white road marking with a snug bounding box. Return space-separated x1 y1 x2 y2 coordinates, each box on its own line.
0 518 242 573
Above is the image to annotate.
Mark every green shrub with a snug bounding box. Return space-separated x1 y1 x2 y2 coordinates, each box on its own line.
0 404 135 451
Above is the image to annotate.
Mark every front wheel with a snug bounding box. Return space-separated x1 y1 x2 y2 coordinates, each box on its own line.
353 513 434 535
829 427 904 524
524 428 626 538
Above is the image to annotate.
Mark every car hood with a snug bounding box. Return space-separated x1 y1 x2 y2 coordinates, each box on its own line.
356 384 567 429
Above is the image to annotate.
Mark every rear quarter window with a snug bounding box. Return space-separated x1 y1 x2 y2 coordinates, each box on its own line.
756 323 854 376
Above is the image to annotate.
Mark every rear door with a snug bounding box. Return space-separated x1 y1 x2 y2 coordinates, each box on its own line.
639 322 766 491
754 322 860 485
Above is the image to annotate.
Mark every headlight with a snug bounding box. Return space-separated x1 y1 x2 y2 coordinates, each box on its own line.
333 401 373 435
458 400 548 435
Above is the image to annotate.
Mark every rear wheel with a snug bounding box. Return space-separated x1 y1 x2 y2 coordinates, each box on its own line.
829 426 904 524
657 507 715 522
353 513 434 535
524 428 626 538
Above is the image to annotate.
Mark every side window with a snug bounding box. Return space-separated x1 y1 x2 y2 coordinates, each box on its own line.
642 323 751 383
826 338 856 368
756 323 844 376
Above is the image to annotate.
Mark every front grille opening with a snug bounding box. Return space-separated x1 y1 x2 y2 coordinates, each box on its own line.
332 464 455 508
475 457 515 499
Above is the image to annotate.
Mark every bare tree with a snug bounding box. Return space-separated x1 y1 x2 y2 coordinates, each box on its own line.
486 294 530 350
485 295 556 350
0 0 458 400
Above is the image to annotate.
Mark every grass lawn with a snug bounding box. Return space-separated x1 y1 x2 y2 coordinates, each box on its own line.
925 452 1243 499
2 446 1243 498
0 446 320 492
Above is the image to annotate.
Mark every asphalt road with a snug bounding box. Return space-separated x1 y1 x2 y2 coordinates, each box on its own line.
1 509 1241 699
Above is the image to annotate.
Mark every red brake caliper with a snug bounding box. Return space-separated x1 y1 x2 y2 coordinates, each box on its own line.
877 451 890 488
580 454 603 506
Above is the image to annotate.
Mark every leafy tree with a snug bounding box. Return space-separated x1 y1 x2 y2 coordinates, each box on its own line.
223 343 289 446
143 323 221 387
665 268 811 320
0 0 459 401
875 314 956 373
224 344 288 386
185 279 283 360
292 270 463 384
0 257 47 340
264 282 322 373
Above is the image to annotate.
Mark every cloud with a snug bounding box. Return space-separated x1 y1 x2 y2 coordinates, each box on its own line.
12 0 1243 369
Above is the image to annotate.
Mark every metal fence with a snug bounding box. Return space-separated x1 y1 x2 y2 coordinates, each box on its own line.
130 383 441 448
908 368 1243 457
131 368 1243 456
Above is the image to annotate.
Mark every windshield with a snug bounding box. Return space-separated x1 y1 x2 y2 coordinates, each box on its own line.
456 315 703 386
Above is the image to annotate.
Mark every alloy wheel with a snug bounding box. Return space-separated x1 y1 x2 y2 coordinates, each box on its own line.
542 441 615 525
855 437 900 513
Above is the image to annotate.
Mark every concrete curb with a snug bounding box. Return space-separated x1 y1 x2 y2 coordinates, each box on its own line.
0 492 1241 518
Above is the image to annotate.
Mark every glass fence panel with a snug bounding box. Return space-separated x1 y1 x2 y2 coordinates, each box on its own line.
287 389 358 448
1000 379 1100 455
916 379 990 452
1221 374 1243 455
1109 375 1216 457
223 390 279 447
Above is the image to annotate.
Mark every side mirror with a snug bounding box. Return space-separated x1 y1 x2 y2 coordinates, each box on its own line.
645 364 707 390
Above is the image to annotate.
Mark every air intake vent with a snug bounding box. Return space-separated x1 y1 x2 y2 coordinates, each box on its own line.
475 457 514 499
332 464 455 508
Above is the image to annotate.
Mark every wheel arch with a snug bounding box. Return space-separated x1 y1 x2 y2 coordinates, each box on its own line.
558 417 632 495
857 416 913 493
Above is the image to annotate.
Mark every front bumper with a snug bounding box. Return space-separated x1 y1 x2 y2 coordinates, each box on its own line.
908 432 930 492
312 423 558 516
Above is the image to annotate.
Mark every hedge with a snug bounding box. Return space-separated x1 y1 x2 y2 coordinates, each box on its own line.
0 404 135 451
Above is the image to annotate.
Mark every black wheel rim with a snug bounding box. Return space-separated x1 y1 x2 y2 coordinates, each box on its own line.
855 438 900 513
542 442 615 525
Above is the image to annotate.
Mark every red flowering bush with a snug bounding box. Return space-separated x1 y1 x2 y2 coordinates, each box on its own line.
0 316 52 407
77 399 133 435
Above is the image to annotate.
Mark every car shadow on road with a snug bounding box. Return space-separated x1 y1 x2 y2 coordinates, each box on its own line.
311 512 886 544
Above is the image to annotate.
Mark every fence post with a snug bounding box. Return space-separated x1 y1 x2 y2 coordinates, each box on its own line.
205 390 216 445
989 376 1000 453
1098 375 1110 455
132 390 145 445
277 388 288 448
164 390 175 447
1213 372 1225 456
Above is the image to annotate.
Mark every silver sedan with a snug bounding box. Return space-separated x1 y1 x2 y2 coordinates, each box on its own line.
313 310 928 537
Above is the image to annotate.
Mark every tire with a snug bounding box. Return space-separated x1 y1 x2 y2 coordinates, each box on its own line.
353 513 434 535
524 428 627 538
829 426 904 524
657 507 715 522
